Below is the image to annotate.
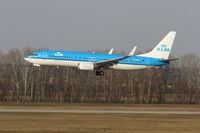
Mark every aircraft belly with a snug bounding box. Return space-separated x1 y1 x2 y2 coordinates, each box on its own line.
110 64 148 70
45 60 78 67
25 58 79 67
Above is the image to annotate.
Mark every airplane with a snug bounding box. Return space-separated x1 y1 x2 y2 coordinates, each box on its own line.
24 31 177 76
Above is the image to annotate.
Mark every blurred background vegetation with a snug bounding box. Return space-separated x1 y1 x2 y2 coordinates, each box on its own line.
0 48 199 104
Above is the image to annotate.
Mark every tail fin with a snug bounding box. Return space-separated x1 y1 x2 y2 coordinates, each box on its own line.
139 31 176 59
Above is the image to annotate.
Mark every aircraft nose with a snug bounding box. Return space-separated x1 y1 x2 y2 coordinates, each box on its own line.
24 55 31 62
24 57 29 61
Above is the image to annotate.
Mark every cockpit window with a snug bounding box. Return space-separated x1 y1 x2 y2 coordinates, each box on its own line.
30 54 38 56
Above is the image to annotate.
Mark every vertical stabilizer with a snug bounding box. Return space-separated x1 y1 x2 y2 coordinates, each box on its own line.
139 31 176 59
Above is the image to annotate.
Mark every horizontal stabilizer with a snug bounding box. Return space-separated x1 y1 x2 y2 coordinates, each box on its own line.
159 58 179 62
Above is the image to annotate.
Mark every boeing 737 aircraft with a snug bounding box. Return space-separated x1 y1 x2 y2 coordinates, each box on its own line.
24 31 177 76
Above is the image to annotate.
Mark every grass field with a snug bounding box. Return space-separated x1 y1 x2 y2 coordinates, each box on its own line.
0 112 200 133
1 102 200 111
0 103 200 133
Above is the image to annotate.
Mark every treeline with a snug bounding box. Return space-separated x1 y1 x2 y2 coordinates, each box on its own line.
0 48 200 104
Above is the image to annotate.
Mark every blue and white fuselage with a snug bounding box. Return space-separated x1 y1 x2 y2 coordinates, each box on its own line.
25 51 167 70
24 31 177 76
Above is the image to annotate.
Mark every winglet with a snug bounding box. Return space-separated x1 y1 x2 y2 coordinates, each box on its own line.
128 46 137 56
108 48 114 54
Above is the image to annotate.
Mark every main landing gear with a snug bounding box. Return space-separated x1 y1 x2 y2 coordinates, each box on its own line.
96 68 104 76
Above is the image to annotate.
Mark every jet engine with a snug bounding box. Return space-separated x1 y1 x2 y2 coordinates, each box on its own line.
78 62 94 70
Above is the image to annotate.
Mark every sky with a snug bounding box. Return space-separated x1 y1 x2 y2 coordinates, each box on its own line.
0 0 200 56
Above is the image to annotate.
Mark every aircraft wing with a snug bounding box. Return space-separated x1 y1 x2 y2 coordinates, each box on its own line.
94 46 137 68
158 58 179 62
94 55 131 68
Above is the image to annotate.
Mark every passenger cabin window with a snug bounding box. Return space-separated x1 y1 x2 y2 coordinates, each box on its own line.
130 60 143 63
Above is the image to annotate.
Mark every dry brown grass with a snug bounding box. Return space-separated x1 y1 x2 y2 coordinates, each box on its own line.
0 112 200 133
0 103 200 133
1 102 200 111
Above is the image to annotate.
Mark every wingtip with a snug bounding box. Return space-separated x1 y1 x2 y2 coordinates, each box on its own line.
128 46 137 56
170 31 177 34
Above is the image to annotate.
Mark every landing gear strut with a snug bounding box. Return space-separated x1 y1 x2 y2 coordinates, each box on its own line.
96 69 104 76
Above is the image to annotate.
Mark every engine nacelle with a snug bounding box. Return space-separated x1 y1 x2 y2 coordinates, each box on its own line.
78 62 94 70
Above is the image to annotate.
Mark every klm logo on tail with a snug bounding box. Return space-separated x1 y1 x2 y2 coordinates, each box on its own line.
157 44 170 52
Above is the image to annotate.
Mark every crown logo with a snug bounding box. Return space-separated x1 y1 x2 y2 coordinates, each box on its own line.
161 44 167 47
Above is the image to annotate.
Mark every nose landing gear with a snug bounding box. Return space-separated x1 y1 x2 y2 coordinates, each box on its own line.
96 69 104 76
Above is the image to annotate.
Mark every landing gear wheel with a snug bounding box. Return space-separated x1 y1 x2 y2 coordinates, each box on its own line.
96 69 104 76
99 71 104 76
